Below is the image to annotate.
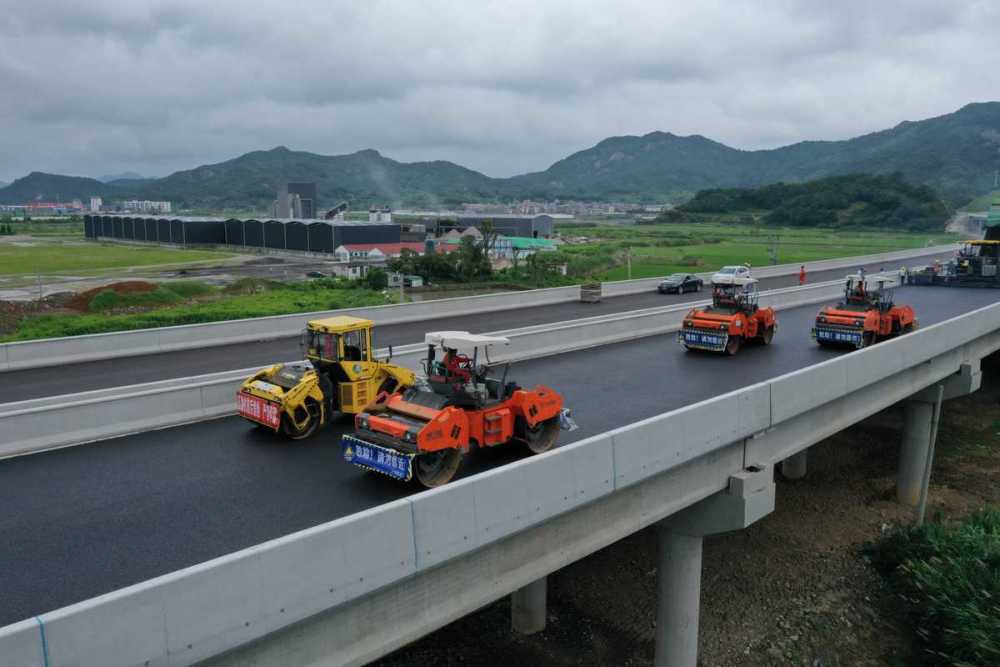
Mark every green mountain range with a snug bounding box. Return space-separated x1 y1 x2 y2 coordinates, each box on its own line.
2 102 998 210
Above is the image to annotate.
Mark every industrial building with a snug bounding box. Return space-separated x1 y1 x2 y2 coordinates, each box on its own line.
273 183 318 219
84 214 400 253
401 213 559 238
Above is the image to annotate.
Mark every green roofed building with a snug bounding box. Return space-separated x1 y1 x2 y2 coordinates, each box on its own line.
989 200 1000 227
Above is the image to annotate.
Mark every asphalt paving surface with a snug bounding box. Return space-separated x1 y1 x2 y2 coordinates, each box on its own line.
0 251 954 403
0 285 995 627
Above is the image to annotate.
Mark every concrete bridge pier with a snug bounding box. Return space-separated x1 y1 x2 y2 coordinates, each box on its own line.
654 464 776 667
511 576 547 634
897 361 980 506
781 449 808 480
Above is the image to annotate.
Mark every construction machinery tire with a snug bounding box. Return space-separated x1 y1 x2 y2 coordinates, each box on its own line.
725 335 743 356
282 399 322 440
414 448 464 487
760 326 774 345
521 416 560 454
858 332 875 349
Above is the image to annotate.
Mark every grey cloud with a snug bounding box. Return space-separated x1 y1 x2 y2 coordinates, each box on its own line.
0 0 998 182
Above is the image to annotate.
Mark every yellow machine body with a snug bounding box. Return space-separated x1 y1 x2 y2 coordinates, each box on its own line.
237 315 416 439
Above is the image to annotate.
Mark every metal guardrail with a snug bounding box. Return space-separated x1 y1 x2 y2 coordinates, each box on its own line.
3 290 997 667
0 246 956 372
0 279 847 459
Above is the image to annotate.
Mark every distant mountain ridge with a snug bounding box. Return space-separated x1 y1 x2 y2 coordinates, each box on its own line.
1 102 998 209
99 171 145 183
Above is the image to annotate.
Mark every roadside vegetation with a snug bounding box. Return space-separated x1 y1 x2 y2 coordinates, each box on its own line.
867 509 1000 665
0 277 396 341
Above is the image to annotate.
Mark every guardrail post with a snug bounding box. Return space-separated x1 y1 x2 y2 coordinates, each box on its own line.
781 449 807 480
511 576 547 635
654 465 775 667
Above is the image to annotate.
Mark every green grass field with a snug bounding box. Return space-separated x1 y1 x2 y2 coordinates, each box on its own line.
1 278 395 341
0 239 232 276
557 223 959 280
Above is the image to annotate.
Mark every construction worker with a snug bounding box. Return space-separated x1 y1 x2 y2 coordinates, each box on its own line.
900 265 908 284
798 265 806 285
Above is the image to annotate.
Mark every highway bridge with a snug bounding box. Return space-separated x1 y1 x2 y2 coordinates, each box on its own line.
0 246 994 667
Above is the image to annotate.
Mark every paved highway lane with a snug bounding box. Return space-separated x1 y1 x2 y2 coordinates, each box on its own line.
1 286 994 625
0 251 954 403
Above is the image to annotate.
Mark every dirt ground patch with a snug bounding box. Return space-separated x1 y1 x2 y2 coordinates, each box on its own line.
64 280 158 311
374 357 1000 667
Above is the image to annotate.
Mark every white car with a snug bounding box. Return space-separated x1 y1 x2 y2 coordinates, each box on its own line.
711 265 751 285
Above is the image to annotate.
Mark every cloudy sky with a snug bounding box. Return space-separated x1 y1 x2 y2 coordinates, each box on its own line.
1 0 998 183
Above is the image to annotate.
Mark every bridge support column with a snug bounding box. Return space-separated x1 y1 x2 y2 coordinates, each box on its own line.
655 529 702 667
897 362 981 506
511 576 546 635
898 399 933 506
654 464 775 667
781 449 807 480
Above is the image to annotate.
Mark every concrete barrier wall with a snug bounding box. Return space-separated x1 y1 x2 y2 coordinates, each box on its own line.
0 280 845 459
8 295 998 667
0 246 955 372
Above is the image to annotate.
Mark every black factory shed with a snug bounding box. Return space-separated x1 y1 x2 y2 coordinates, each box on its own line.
332 221 400 247
263 219 287 249
308 221 336 253
181 218 226 244
224 219 244 246
285 220 311 251
243 219 264 247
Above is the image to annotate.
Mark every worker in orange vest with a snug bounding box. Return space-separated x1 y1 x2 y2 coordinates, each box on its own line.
798 265 806 285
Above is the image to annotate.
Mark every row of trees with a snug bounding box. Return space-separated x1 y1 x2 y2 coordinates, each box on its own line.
386 237 493 283
0 223 17 235
674 173 950 231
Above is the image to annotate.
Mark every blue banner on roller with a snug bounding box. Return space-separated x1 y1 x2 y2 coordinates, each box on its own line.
814 327 862 345
679 330 727 351
341 434 414 481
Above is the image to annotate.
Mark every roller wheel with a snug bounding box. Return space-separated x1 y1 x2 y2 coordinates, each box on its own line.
414 448 464 488
902 322 916 334
282 399 322 440
522 416 560 454
858 332 875 349
760 326 774 345
725 335 743 356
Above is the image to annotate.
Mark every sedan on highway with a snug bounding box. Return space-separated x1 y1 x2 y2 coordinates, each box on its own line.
711 264 751 284
658 273 704 294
